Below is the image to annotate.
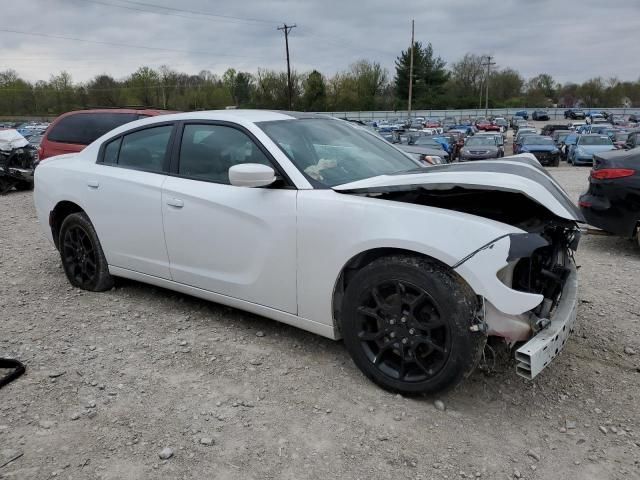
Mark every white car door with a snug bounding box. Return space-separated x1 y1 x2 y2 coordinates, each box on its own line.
81 123 175 279
161 122 297 314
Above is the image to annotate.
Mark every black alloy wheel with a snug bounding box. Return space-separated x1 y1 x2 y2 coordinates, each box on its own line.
62 225 98 287
355 279 450 382
59 212 114 291
341 255 485 394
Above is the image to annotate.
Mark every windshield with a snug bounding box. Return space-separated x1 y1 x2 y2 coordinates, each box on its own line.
615 133 629 141
524 136 554 146
565 134 578 144
413 137 442 148
579 135 613 146
465 137 496 147
258 119 419 187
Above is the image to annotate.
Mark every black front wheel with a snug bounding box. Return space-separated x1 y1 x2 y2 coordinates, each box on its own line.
59 212 114 291
341 255 485 394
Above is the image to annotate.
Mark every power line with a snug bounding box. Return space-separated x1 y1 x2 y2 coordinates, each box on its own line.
0 28 264 60
277 24 296 110
108 0 280 25
78 0 280 26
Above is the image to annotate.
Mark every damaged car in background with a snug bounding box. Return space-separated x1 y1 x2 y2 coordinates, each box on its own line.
0 129 38 194
35 111 582 394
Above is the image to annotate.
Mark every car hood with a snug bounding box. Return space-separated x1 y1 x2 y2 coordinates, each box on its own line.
399 145 446 156
577 145 615 153
522 144 557 152
333 154 583 222
462 145 498 152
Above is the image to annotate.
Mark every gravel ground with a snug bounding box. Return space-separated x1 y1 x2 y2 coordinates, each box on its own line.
1 157 639 479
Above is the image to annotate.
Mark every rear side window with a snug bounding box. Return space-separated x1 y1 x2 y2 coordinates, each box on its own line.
47 113 139 145
102 137 121 165
117 126 173 173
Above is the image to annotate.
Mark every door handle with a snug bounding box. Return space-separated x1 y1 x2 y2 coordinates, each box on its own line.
87 180 99 189
166 198 184 208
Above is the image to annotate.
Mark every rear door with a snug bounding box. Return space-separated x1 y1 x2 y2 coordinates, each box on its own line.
82 123 176 278
161 122 298 313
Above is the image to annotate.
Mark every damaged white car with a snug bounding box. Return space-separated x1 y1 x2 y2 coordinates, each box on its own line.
34 111 581 394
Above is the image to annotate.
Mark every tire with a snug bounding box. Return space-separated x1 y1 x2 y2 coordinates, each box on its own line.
59 212 114 292
340 255 485 395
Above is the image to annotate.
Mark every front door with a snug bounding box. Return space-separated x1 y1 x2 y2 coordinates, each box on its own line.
161 122 297 313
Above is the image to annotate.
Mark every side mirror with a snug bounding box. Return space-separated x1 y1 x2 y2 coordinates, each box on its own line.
228 163 276 188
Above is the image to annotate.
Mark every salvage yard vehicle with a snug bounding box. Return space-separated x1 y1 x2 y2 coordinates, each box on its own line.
564 108 586 119
517 135 560 166
532 110 550 121
568 134 615 165
0 129 38 193
39 108 173 161
579 149 640 246
459 135 501 161
34 110 582 394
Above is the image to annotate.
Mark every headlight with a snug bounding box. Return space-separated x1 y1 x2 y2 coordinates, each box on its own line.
576 147 585 155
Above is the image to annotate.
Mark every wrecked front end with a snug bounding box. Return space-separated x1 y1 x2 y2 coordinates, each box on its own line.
335 157 583 379
0 146 38 193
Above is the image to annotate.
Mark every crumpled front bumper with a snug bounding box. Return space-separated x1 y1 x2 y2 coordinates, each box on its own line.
454 230 580 380
515 264 578 379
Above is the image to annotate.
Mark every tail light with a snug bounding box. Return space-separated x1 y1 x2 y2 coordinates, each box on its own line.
590 168 635 180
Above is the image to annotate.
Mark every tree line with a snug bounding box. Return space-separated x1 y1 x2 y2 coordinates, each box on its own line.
1 42 639 116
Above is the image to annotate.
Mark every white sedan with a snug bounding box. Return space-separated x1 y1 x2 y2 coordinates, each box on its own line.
34 110 582 394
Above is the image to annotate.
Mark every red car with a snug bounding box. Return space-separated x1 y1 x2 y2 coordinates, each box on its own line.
476 120 501 132
39 108 172 161
423 118 441 128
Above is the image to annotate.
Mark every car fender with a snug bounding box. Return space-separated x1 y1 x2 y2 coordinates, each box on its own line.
34 153 89 245
296 190 543 333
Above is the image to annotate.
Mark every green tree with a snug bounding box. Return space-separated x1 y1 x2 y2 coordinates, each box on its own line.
490 68 524 104
300 70 327 111
86 74 121 107
394 41 448 109
127 66 160 106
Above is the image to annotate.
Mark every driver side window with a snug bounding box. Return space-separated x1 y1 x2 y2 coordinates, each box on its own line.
178 124 273 184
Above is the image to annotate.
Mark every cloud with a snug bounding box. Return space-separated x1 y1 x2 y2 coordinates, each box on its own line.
1 0 637 84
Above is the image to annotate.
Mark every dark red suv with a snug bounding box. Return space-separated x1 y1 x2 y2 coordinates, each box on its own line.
39 108 172 161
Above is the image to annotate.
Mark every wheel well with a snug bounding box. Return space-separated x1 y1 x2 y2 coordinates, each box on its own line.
50 201 84 249
331 248 452 335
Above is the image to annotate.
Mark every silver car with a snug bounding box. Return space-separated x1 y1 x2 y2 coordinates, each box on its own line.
460 136 500 161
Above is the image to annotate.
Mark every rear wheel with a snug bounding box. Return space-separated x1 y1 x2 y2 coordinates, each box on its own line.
340 255 485 394
59 212 114 291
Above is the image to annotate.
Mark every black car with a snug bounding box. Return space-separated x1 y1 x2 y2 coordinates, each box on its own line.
564 109 586 119
629 113 640 124
541 124 571 137
532 110 550 121
579 149 640 244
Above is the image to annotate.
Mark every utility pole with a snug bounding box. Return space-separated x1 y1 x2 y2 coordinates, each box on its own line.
407 19 414 121
277 23 297 110
481 55 496 118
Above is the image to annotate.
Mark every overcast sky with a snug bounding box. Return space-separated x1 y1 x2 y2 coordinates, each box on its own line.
2 0 638 84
